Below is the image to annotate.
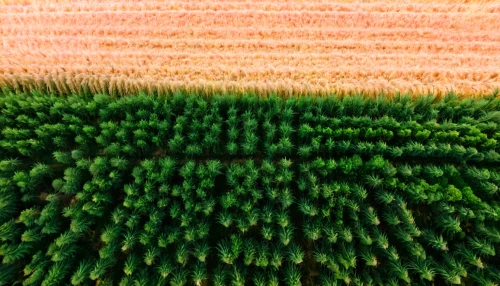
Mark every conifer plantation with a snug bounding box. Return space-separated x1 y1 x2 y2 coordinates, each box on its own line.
1 90 500 285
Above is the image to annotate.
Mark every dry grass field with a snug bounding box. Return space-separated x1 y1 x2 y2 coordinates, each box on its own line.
1 0 500 97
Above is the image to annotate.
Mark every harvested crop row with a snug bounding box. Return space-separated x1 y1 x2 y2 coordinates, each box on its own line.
2 0 500 13
1 0 500 97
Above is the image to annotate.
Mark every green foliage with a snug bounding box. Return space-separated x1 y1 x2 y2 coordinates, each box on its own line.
1 91 500 285
71 259 93 285
29 163 52 184
0 263 18 285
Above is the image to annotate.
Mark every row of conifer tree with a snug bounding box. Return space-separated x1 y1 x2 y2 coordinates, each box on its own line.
1 90 500 285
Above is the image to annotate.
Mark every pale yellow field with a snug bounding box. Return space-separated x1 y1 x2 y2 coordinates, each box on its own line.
1 0 499 97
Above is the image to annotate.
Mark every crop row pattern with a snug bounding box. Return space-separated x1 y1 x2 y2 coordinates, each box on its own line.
1 91 500 285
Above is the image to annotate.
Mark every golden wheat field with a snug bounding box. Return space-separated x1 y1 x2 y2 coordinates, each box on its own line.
1 0 500 97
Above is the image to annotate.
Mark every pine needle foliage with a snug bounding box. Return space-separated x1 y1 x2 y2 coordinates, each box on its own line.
1 91 500 285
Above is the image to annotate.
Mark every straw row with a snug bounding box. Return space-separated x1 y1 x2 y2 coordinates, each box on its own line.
1 0 499 97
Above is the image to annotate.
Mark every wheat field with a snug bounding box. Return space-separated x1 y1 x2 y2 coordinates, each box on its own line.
1 0 500 97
